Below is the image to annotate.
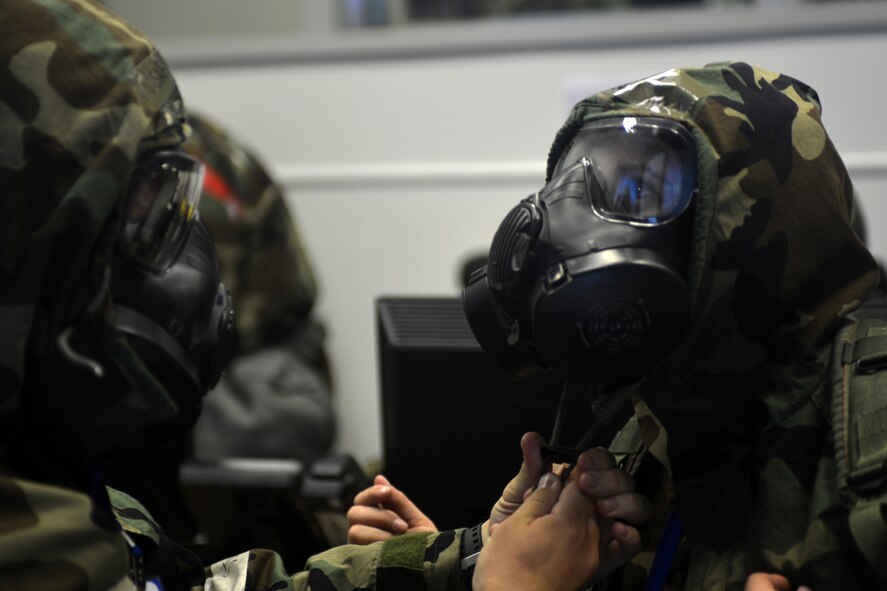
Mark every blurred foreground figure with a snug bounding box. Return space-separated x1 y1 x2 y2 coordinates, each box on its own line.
0 0 236 587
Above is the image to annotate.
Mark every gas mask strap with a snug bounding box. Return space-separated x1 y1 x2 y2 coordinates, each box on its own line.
57 328 105 378
548 380 571 449
112 305 200 387
542 383 634 478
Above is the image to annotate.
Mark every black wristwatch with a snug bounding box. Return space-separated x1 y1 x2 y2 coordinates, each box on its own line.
460 523 484 590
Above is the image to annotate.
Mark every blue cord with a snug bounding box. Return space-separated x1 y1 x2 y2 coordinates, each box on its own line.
644 509 683 591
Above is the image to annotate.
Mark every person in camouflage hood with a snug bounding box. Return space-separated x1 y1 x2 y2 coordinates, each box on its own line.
0 0 235 587
102 109 337 565
0 2 625 589
183 110 336 463
183 111 322 360
532 62 880 589
571 62 880 590
0 0 197 462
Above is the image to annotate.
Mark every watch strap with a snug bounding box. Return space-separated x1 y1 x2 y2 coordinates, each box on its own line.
460 523 484 590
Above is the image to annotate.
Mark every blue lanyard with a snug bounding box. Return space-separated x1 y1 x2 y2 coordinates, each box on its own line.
644 509 683 591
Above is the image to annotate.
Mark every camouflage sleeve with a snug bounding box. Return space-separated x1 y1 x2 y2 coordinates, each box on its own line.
107 486 208 589
108 486 465 591
202 530 465 591
0 477 132 591
107 486 163 545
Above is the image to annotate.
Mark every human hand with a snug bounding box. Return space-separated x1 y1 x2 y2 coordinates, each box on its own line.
575 447 652 580
473 473 600 591
744 573 810 591
487 433 650 580
346 475 437 544
485 432 549 539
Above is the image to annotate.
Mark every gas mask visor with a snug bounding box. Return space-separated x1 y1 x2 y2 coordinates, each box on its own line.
557 116 697 227
120 149 205 272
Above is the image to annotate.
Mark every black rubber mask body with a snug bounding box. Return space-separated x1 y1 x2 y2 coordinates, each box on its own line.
111 218 235 431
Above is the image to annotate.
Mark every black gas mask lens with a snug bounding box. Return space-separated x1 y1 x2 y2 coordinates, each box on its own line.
121 149 205 272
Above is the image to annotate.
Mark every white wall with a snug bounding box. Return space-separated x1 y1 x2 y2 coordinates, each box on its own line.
148 20 887 470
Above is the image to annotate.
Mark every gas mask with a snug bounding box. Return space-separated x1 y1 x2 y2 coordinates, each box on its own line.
463 117 697 385
24 149 236 460
111 149 236 423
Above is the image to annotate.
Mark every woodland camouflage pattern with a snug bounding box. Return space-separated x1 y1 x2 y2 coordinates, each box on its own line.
107 487 467 591
182 112 322 357
547 63 880 589
0 1 456 589
1 0 184 588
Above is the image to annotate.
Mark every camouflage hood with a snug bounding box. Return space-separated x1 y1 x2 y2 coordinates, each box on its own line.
548 62 878 542
0 0 189 463
182 111 320 355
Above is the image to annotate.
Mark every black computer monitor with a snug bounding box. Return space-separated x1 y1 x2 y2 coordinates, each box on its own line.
376 296 568 528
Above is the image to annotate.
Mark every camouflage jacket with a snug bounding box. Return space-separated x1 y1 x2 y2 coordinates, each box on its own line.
546 63 881 590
